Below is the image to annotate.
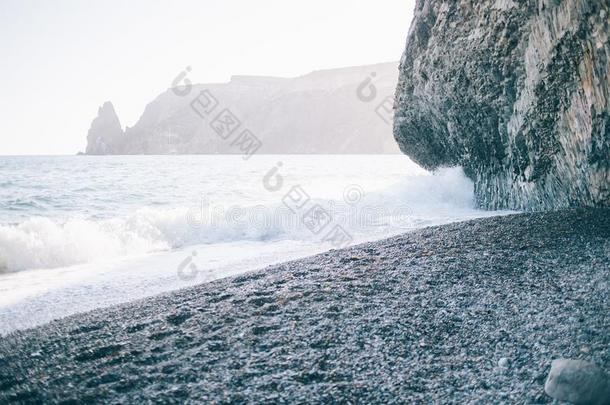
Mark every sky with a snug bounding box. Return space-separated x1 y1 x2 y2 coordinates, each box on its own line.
0 0 415 155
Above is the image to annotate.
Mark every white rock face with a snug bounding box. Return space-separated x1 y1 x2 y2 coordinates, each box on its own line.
86 63 401 155
544 359 610 405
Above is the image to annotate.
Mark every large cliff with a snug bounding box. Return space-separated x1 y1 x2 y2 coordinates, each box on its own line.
394 0 610 210
86 63 400 155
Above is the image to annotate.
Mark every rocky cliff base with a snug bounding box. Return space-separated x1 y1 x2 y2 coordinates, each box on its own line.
1 209 609 403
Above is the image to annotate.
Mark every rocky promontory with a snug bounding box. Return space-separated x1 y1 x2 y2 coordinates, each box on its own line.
85 63 401 155
394 0 610 210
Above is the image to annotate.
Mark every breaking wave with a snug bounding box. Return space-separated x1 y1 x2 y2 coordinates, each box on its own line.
0 167 505 273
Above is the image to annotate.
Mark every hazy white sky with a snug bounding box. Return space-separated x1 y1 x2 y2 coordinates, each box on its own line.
0 0 415 155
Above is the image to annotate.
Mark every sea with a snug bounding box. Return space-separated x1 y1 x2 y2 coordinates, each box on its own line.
0 155 513 334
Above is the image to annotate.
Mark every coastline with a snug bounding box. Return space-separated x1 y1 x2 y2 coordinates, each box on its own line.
1 209 609 403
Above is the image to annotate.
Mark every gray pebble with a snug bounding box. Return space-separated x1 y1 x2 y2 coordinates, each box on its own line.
544 359 610 405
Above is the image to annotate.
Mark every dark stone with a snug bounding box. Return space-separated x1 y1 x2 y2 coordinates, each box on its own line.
394 0 610 210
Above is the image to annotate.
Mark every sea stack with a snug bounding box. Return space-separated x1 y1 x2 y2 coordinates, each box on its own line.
85 101 124 155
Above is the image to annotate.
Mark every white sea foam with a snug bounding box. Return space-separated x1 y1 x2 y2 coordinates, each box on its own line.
0 167 506 273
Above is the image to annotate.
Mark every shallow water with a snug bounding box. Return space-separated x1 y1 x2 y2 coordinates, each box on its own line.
0 155 513 333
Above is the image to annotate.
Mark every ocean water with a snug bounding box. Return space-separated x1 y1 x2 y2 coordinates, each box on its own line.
0 155 512 334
